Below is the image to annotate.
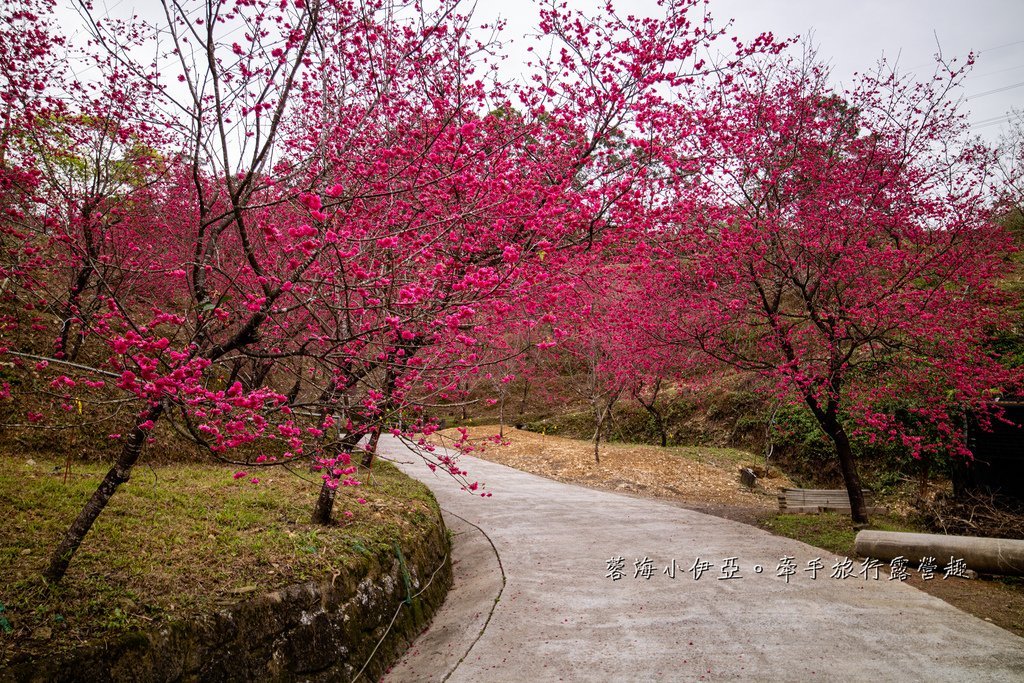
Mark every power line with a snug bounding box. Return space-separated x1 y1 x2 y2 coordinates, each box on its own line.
973 63 1024 80
970 113 1014 130
966 80 1024 100
972 113 1013 126
901 39 1024 74
977 38 1024 54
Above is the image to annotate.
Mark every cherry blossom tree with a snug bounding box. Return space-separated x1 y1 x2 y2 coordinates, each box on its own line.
0 0 783 582
656 52 1018 523
0 0 535 582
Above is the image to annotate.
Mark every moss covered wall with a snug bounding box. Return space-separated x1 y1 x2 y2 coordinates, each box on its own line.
3 518 451 683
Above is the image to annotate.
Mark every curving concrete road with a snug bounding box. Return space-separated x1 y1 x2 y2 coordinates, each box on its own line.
380 437 1024 682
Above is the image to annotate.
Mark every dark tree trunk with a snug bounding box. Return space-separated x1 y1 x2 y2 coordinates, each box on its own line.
311 432 366 525
498 394 505 438
225 358 243 389
44 404 164 583
633 379 666 447
821 418 869 525
518 379 530 416
311 482 337 525
59 205 100 362
918 456 931 500
803 392 869 525
591 399 609 464
249 360 273 392
360 430 382 469
639 401 667 447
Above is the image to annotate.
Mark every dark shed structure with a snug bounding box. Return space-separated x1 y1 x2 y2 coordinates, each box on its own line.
955 402 1024 502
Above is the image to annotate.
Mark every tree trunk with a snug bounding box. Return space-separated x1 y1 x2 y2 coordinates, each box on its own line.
498 394 505 438
633 379 666 447
918 456 931 500
822 420 869 525
311 432 365 525
360 430 382 468
591 389 621 464
639 401 667 447
311 482 337 525
44 404 164 583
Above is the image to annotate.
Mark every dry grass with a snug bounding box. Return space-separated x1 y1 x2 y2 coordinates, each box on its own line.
436 426 793 508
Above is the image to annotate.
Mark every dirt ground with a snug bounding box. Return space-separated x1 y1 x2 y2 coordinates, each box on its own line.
436 426 1024 639
445 425 792 506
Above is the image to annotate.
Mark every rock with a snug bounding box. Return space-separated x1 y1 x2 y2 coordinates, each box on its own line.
739 467 758 488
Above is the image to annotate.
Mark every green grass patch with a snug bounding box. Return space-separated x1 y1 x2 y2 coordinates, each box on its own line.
0 454 441 665
760 512 922 556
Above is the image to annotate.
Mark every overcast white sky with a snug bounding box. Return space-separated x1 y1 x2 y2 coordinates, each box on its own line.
65 0 1024 141
473 0 1024 141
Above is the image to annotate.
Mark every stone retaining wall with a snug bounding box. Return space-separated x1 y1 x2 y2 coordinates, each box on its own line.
4 518 451 682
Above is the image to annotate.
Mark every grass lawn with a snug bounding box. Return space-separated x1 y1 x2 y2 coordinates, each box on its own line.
759 512 920 557
0 454 441 664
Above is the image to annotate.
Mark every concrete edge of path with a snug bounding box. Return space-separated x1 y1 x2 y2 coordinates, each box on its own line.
382 510 506 682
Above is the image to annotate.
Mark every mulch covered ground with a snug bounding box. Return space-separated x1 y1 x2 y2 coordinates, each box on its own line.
435 425 791 514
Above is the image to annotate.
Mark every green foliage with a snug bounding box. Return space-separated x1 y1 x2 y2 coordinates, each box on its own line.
767 401 954 492
987 206 1024 368
769 404 839 483
988 327 1024 369
25 112 165 192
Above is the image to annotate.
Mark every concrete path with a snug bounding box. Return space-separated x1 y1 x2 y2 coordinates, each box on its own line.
380 438 1024 682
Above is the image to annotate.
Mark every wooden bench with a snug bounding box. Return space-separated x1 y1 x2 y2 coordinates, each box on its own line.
777 488 887 515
